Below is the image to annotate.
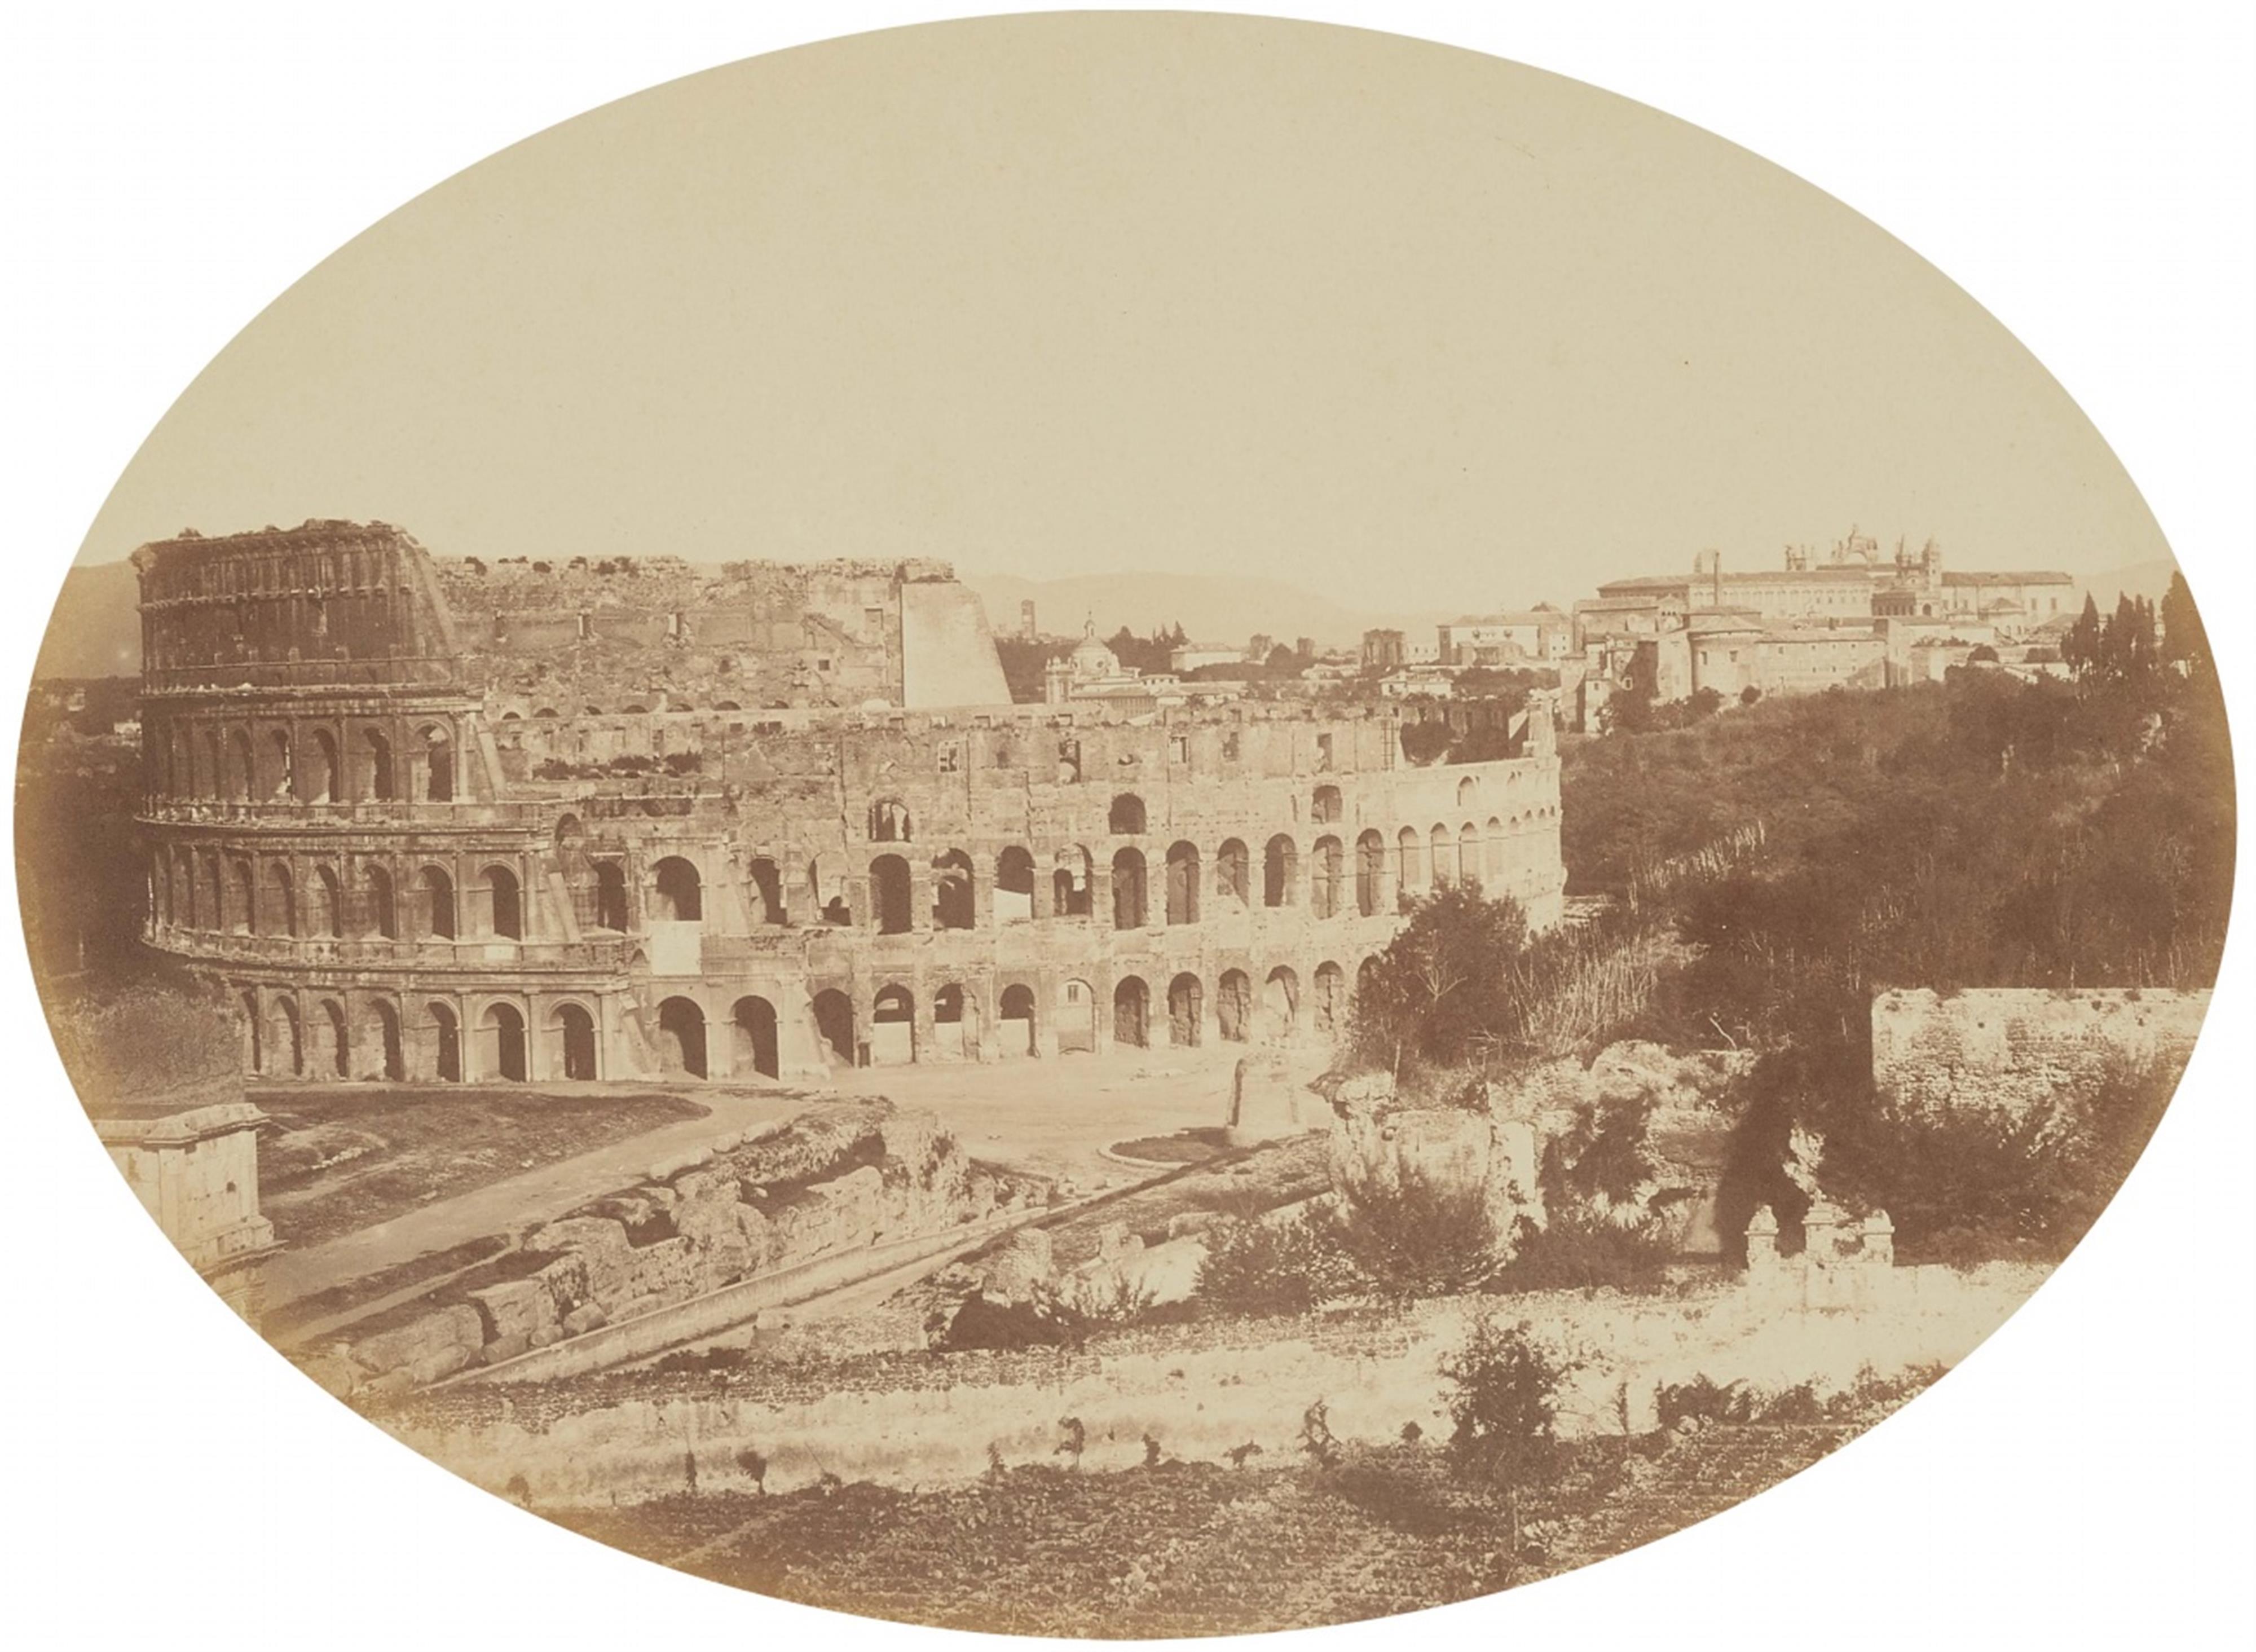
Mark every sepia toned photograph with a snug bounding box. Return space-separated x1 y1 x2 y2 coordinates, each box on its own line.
6 6 2251 1645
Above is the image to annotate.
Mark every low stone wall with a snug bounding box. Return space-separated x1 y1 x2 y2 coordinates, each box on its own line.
296 1105 1042 1398
1871 987 2211 1116
376 1261 2046 1509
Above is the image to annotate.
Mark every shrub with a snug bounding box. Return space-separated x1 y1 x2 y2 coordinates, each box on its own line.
1441 1316 1578 1568
1331 1169 1503 1299
1194 1209 1361 1316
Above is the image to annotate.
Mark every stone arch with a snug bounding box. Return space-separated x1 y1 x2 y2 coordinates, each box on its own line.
1216 968 1252 1043
868 797 913 842
1108 792 1147 835
731 995 779 1079
1312 783 1343 825
870 853 914 935
311 865 344 939
202 853 224 933
1112 975 1151 1048
479 1001 528 1082
1163 840 1201 926
418 724 455 803
426 1001 461 1082
237 989 261 1073
1430 822 1454 886
655 995 707 1078
1263 834 1298 908
994 845 1036 923
1052 846 1093 918
1215 838 1250 906
359 728 394 801
312 999 349 1078
1310 835 1344 919
1356 829 1386 916
263 728 294 800
263 861 297 937
1356 955 1384 1011
1460 823 1482 891
418 865 456 940
593 860 629 931
224 728 254 801
1398 826 1424 897
306 729 340 804
746 856 786 924
1263 965 1301 1036
998 983 1037 1057
481 864 523 939
932 982 978 1060
651 856 702 921
871 984 916 1065
1056 977 1098 1055
226 856 254 934
1487 816 1506 884
552 1001 598 1082
1111 845 1148 931
200 728 221 799
266 997 303 1077
1457 774 1479 809
1167 972 1204 1047
364 863 398 939
1314 962 1346 1038
368 999 406 1081
813 989 856 1065
932 849 975 931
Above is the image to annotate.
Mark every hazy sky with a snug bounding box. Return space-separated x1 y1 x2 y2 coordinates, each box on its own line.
70 12 2169 614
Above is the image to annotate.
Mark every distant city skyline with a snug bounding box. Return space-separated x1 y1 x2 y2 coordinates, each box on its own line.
68 13 2171 622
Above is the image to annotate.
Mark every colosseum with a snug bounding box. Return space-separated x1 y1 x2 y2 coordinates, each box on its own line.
133 521 1567 1087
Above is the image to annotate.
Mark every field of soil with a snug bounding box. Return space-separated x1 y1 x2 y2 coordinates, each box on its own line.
254 1085 715 1246
550 1418 1872 1636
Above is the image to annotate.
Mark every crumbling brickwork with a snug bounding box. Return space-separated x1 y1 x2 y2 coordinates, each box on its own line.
1870 986 2212 1116
134 521 1570 1089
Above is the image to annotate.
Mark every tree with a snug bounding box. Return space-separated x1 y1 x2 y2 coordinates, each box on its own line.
1441 1317 1577 1572
2160 570 2210 672
1350 884 1531 1073
2064 591 2103 676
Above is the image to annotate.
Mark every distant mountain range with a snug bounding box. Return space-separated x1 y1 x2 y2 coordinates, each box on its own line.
25 553 2192 683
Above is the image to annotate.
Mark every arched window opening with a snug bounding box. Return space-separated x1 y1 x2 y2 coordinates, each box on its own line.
266 729 294 800
307 730 340 804
1314 962 1346 1039
593 861 629 931
1430 823 1454 887
656 996 708 1078
731 997 779 1079
419 865 456 940
871 853 914 935
1052 847 1092 918
312 1000 349 1078
869 798 912 842
483 865 523 939
1312 785 1343 825
1398 826 1424 898
365 864 397 939
1111 847 1148 931
1215 838 1249 906
1056 978 1098 1055
267 998 303 1078
312 865 343 939
1311 836 1344 919
263 862 297 938
932 983 976 1061
1167 973 1204 1047
480 1002 528 1082
1457 776 1478 809
1165 841 1200 926
813 989 857 1066
1217 970 1252 1043
1356 830 1386 917
998 983 1037 1058
427 1002 461 1082
1108 793 1146 835
651 856 702 922
554 1003 598 1082
361 729 394 801
369 1001 406 1081
237 990 261 1074
995 846 1036 924
1112 976 1150 1048
1263 834 1298 908
226 729 254 802
421 726 455 803
747 857 786 925
1459 823 1482 893
1263 966 1301 1036
871 984 916 1066
1487 817 1506 884
931 849 975 931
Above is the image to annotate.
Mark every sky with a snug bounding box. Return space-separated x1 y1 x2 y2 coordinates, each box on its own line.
67 12 2171 616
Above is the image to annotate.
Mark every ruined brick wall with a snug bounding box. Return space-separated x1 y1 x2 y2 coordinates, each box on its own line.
1870 987 2213 1116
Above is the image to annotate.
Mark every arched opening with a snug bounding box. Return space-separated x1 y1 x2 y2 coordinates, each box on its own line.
655 996 707 1078
1398 826 1424 897
1167 972 1204 1047
266 998 303 1077
1310 835 1344 919
1111 846 1148 931
151 853 170 929
1314 962 1346 1039
747 857 785 925
420 726 455 803
1459 823 1482 892
203 854 224 933
482 865 523 939
731 996 779 1078
1263 966 1302 1036
312 865 343 939
931 849 975 930
1457 775 1478 809
998 983 1037 1058
932 983 975 1061
237 990 261 1073
428 1002 461 1082
1109 792 1147 835
1356 829 1386 917
227 857 254 934
593 861 629 931
419 866 456 940
1263 834 1298 908
1312 784 1343 825
1113 976 1150 1047
265 729 294 800
315 999 349 1078
365 864 397 939
813 989 856 1066
307 729 340 803
1056 978 1098 1055
263 862 297 937
868 798 912 842
554 1003 598 1081
1430 823 1454 887
1165 840 1200 926
1052 847 1092 918
369 1001 406 1081
360 729 395 801
200 729 221 799
225 729 254 801
871 984 915 1065
1487 817 1506 885
652 857 703 922
995 846 1036 923
1215 838 1250 906
1217 969 1252 1043
480 1002 528 1082
870 853 914 935
1357 955 1384 1010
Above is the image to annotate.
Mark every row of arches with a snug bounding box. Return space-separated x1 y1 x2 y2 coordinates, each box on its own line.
156 848 526 942
233 989 604 1084
152 719 460 805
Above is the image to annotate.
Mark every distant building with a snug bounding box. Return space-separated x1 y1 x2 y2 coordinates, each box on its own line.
1361 629 1406 671
1247 633 1275 662
1294 636 1316 660
1438 606 1572 666
1170 642 1248 673
1019 599 1038 640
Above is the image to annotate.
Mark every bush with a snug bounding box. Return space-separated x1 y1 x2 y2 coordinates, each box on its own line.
1442 1316 1577 1567
1332 1170 1504 1299
1194 1209 1362 1316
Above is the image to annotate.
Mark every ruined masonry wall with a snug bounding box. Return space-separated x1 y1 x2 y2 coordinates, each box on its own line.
1870 988 2212 1116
